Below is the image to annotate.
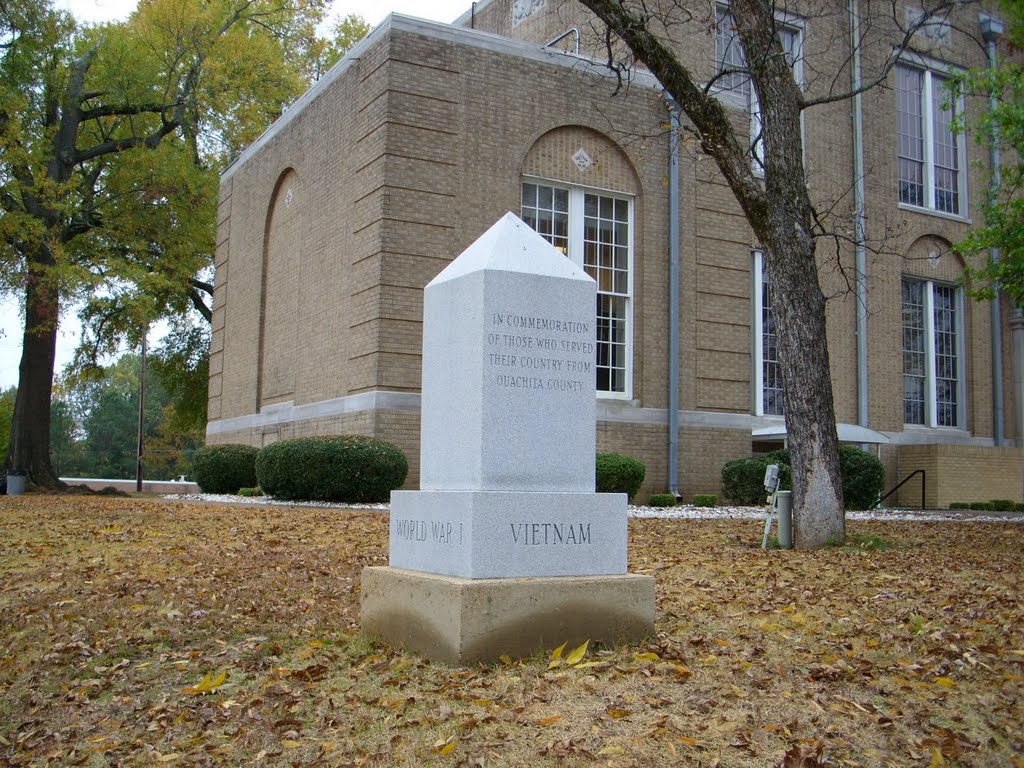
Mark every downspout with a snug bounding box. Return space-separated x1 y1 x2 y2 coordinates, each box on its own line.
667 93 682 499
1012 307 1024 446
850 0 869 435
981 13 1005 445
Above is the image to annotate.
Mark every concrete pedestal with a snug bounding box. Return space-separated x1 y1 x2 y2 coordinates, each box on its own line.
361 566 655 664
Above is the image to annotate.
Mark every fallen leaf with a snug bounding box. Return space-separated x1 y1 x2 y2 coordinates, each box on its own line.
547 642 567 669
181 670 228 695
565 640 589 666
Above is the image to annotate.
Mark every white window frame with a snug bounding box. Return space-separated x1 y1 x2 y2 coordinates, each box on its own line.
752 250 784 416
906 7 953 46
896 57 968 219
521 177 634 400
714 4 805 176
901 277 966 429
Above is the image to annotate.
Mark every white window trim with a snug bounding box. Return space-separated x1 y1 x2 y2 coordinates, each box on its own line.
752 250 766 415
713 4 805 177
896 56 969 219
521 176 635 401
906 7 953 47
751 250 784 417
902 277 967 430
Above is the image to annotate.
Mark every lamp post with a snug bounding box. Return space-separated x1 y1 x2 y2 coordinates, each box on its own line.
136 326 147 493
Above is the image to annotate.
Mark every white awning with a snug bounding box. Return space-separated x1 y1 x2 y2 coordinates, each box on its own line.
752 422 890 444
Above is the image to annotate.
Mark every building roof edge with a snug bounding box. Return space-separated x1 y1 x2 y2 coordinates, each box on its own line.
221 14 661 182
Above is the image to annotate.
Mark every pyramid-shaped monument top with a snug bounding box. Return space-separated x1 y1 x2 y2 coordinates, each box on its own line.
428 212 594 287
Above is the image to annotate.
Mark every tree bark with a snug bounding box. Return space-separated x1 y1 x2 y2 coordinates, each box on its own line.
731 0 844 547
576 0 845 546
7 243 62 488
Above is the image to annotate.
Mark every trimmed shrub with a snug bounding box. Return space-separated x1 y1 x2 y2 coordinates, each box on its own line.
595 453 646 500
969 502 994 511
692 494 718 507
721 456 790 505
192 444 259 494
256 435 408 502
989 499 1016 512
647 493 677 508
838 445 885 510
237 487 262 497
720 445 883 510
1016 504 1024 513
949 502 971 510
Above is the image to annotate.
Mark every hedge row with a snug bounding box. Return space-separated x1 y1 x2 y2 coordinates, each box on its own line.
257 435 408 502
192 436 408 503
950 500 1024 512
194 442 651 504
191 444 259 495
720 446 885 510
595 453 646 500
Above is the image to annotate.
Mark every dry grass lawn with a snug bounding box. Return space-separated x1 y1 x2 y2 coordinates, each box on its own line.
0 495 1022 767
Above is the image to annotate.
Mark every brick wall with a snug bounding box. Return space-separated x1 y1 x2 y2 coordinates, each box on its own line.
896 445 1024 508
209 11 1017 502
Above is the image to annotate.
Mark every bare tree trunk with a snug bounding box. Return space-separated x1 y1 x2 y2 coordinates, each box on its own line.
761 234 844 548
7 244 63 488
575 0 846 547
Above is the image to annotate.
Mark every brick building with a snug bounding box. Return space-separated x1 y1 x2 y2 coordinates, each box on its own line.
208 1 1023 506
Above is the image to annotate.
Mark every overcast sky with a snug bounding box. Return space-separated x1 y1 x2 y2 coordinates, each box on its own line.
0 0 473 389
56 0 471 27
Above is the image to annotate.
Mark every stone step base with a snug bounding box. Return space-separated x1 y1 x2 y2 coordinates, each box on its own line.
360 566 655 664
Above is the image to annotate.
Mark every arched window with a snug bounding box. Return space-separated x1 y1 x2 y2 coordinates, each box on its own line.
519 128 639 398
258 169 301 406
901 238 966 428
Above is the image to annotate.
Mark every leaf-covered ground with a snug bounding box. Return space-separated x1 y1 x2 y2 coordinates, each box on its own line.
0 496 1021 767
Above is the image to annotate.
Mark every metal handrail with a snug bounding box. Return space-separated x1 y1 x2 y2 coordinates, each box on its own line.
872 469 926 510
545 28 581 55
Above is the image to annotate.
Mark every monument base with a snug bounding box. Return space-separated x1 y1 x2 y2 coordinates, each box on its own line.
360 566 655 664
389 490 627 578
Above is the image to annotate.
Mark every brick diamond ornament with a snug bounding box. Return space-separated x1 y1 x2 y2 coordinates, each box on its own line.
571 148 593 171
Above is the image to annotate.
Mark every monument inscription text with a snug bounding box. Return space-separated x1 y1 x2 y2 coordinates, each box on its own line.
486 312 593 392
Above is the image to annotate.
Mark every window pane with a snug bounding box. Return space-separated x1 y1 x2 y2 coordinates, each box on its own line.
931 75 959 214
523 184 631 395
933 284 958 426
715 7 750 96
761 270 784 416
897 66 925 207
554 188 569 212
596 295 628 393
902 278 926 424
522 182 569 255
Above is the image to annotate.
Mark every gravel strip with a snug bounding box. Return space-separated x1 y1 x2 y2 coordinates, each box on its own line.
165 494 1022 522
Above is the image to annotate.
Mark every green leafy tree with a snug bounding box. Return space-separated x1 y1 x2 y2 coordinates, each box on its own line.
59 352 201 480
0 0 338 486
0 387 16 455
149 321 211 435
49 398 83 477
301 13 373 82
953 2 1024 305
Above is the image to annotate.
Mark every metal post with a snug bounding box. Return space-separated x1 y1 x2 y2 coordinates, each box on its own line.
981 13 1006 445
136 328 147 493
667 95 682 500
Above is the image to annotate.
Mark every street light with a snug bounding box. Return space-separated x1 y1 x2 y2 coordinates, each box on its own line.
136 325 147 493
